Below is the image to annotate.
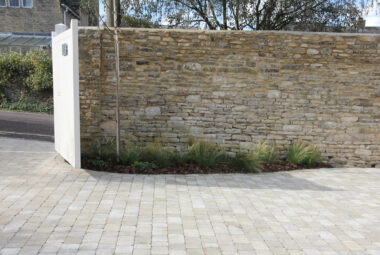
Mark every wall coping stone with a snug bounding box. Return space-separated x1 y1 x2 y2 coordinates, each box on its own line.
78 26 380 37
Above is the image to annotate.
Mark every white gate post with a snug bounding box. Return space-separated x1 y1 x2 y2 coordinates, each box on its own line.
71 20 80 169
52 19 81 169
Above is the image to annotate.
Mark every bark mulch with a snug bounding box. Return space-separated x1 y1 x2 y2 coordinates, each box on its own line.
262 162 333 172
82 160 333 175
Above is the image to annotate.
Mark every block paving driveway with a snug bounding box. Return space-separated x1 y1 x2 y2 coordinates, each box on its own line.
0 137 379 255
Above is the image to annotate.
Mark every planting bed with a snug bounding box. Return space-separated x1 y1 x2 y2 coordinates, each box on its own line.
82 160 332 175
81 139 331 174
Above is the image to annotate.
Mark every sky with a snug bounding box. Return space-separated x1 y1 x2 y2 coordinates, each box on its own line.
99 1 105 21
98 0 380 27
364 1 380 26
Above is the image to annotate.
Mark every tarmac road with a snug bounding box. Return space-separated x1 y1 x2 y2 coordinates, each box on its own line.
0 110 54 141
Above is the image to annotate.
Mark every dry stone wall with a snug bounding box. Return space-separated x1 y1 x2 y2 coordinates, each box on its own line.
78 27 380 167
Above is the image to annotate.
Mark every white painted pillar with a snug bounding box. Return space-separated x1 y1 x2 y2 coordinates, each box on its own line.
52 19 81 169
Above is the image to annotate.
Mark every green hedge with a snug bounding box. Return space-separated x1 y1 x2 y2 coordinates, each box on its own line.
0 51 53 99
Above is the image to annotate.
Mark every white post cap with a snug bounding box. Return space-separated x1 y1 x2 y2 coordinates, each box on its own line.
71 19 78 29
53 23 67 37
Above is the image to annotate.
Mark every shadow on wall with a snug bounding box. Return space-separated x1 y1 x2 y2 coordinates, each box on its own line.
83 169 340 191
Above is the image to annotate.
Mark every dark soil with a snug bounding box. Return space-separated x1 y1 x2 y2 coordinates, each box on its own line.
82 159 333 175
261 162 332 172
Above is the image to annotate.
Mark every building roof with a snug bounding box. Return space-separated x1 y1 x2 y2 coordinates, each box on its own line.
60 0 81 19
0 33 51 47
61 0 81 9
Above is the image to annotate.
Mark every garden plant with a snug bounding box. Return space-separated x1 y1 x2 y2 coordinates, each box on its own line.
0 51 53 113
82 138 328 174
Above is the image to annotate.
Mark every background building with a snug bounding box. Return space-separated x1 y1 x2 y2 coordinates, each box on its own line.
0 0 98 54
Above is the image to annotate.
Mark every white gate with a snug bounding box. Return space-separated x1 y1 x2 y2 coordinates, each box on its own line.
52 20 81 168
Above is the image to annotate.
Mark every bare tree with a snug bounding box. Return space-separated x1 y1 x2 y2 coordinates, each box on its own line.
80 0 122 160
106 0 114 27
100 0 122 161
117 0 364 31
113 0 121 162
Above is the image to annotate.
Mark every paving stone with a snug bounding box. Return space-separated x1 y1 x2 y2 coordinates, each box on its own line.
0 137 379 254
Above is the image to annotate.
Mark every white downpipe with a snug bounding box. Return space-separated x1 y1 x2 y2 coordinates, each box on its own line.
63 7 68 25
61 3 81 26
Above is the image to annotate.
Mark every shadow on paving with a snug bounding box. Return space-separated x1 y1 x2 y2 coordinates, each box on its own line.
0 135 337 192
83 168 339 191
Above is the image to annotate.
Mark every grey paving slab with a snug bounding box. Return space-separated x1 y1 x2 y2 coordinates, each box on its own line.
0 137 379 254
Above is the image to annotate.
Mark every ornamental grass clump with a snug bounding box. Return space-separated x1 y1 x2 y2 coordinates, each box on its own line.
287 139 321 165
82 139 117 169
230 151 261 173
253 142 278 163
185 140 227 168
96 139 118 162
120 145 142 166
141 143 179 168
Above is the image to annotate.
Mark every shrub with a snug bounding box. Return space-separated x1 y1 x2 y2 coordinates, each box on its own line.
120 145 142 166
141 143 178 168
253 142 278 163
0 52 32 92
25 51 53 92
131 161 157 171
0 51 52 99
0 98 53 113
230 151 261 173
185 141 227 168
287 139 322 165
88 159 108 169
